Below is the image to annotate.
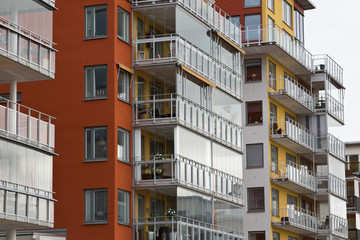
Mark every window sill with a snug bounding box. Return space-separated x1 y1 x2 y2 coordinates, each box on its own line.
83 159 108 163
84 36 108 41
117 36 132 46
84 97 108 101
83 221 108 225
246 166 264 169
282 21 293 30
244 5 261 8
245 80 262 84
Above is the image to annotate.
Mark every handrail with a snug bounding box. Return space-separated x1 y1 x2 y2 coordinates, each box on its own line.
318 214 348 238
314 133 345 160
0 179 54 200
317 174 347 199
314 93 344 123
313 54 343 86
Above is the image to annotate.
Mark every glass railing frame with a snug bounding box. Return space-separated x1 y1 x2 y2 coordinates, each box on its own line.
318 214 348 239
314 133 345 160
313 54 344 87
317 174 347 199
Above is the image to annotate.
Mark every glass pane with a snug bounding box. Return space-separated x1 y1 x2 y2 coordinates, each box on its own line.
0 190 4 212
28 196 37 219
244 14 261 41
95 7 107 36
85 68 94 98
18 193 27 217
95 66 107 97
245 0 261 7
6 192 16 214
245 59 261 81
85 129 92 159
95 190 107 221
118 71 129 101
95 128 107 159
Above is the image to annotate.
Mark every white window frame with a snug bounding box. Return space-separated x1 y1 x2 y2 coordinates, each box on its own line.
85 5 107 38
117 7 129 43
85 127 107 161
85 65 107 99
118 127 130 163
118 189 130 225
118 69 130 102
84 189 108 224
268 0 274 11
282 0 292 27
244 0 261 7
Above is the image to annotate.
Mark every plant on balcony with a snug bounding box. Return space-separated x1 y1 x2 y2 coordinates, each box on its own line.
165 208 176 218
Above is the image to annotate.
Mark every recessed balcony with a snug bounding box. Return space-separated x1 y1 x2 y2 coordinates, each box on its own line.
272 205 318 234
271 160 316 193
270 118 314 154
317 174 347 200
315 133 345 160
318 215 348 239
133 94 243 152
133 34 242 100
347 196 360 213
315 94 344 124
0 96 55 153
269 75 313 114
242 24 313 75
133 154 244 206
0 17 56 83
313 54 344 88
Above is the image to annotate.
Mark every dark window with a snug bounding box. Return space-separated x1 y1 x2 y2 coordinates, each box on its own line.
246 144 263 168
85 65 107 99
85 127 107 161
248 187 265 212
246 101 262 124
249 231 265 240
271 145 278 173
273 232 280 240
118 190 130 225
245 0 261 7
84 189 107 223
246 59 261 82
85 5 107 38
244 14 261 41
286 153 296 164
269 60 276 88
118 69 130 102
272 188 279 216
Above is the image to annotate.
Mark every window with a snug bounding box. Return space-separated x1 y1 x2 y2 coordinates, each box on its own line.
244 14 261 41
249 232 265 240
85 127 107 161
286 153 296 164
287 194 297 206
246 144 263 168
137 19 144 50
118 7 129 42
268 0 274 11
273 232 280 240
248 187 264 212
246 101 262 124
118 190 130 225
271 145 278 173
272 188 279 216
245 0 261 7
118 127 129 163
348 155 360 172
270 103 277 123
288 237 298 240
118 69 130 102
269 60 276 89
282 0 292 27
245 59 261 82
268 16 275 41
294 9 304 44
84 189 107 223
85 5 107 38
85 65 107 99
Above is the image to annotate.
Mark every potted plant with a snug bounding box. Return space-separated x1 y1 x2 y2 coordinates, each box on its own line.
147 213 156 240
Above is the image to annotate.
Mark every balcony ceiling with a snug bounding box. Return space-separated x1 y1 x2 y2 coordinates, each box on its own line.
0 217 51 231
297 0 316 10
270 135 313 154
269 94 313 114
271 178 315 194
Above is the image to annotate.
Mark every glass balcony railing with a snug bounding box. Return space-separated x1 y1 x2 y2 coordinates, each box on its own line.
0 96 55 152
134 94 243 152
134 154 244 205
0 16 56 79
318 215 348 239
0 179 54 228
270 118 314 152
131 0 242 48
134 216 244 240
348 196 360 212
271 160 316 192
315 133 345 160
133 34 242 100
313 54 344 86
272 205 318 233
242 24 313 72
269 75 314 112
317 174 347 199
315 94 344 123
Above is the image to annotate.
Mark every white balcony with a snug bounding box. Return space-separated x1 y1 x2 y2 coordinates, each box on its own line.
269 75 313 114
270 118 314 153
313 54 344 88
317 174 347 199
133 154 244 206
271 160 316 193
315 94 344 124
242 24 313 75
132 0 243 49
272 205 318 234
0 16 56 83
0 97 55 153
318 215 348 239
315 134 345 160
133 34 242 100
133 94 243 152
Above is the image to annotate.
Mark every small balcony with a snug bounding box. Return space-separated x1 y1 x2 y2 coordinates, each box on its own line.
269 75 313 114
270 118 314 154
0 96 55 153
242 24 313 75
134 216 244 240
0 17 56 82
347 196 360 213
318 215 348 239
315 133 345 160
133 34 242 100
133 94 243 152
317 174 347 199
313 54 344 88
272 205 318 234
315 94 344 124
133 154 244 206
271 160 316 193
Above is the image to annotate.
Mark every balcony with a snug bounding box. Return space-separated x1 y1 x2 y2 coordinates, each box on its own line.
131 0 242 49
317 174 347 199
348 229 360 240
133 34 242 100
313 54 344 88
318 215 348 239
0 17 56 82
242 24 313 75
270 118 314 153
0 97 55 153
315 133 345 160
272 205 318 234
315 94 344 124
269 75 313 114
348 196 360 213
0 180 54 230
133 94 243 152
271 160 316 193
133 154 244 206
134 216 244 240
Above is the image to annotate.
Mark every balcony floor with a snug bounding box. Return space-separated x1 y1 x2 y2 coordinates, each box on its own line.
0 215 52 231
270 135 313 154
272 221 317 235
271 178 315 194
269 93 313 114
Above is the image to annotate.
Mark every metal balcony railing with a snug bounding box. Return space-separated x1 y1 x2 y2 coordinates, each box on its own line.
317 174 347 199
270 118 314 152
315 133 345 160
269 75 314 112
271 160 316 192
0 96 55 152
134 154 244 205
318 215 348 239
242 24 313 72
272 205 318 233
134 94 243 152
348 196 360 212
133 34 242 100
315 94 344 123
134 216 244 240
131 0 243 48
0 16 56 79
313 54 343 86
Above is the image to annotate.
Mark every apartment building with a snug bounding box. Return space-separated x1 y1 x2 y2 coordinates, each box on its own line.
345 142 360 240
216 0 347 240
0 0 64 239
